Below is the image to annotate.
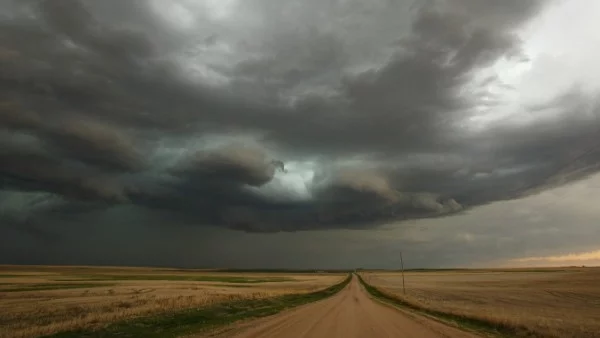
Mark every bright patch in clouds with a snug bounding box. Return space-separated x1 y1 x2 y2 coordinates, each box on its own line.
151 1 195 30
203 0 238 20
469 0 600 130
255 161 316 201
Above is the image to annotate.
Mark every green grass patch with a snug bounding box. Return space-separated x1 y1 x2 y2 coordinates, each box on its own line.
357 275 541 337
381 268 569 273
403 269 473 272
44 274 352 338
491 269 571 273
216 268 354 273
55 274 294 283
0 283 114 292
0 274 34 278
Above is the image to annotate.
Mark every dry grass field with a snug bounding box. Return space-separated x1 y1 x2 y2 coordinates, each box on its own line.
362 267 600 338
0 265 344 338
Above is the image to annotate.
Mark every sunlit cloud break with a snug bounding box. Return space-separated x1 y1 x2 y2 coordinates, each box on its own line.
513 250 600 265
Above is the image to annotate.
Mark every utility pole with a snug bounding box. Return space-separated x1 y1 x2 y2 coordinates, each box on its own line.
400 251 406 295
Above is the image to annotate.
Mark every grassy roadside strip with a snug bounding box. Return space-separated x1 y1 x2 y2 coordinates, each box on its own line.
55 275 293 283
0 283 115 292
44 274 352 338
357 274 542 338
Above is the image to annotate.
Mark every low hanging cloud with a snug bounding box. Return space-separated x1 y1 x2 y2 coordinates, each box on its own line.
1 0 600 238
172 144 280 187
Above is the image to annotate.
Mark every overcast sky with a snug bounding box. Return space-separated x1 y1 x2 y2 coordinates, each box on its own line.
1 0 599 269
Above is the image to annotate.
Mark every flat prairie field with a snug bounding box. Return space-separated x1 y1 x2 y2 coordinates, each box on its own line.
0 265 345 338
362 267 600 338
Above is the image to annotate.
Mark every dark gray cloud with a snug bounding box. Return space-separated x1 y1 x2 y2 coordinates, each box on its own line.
4 174 600 269
1 0 599 257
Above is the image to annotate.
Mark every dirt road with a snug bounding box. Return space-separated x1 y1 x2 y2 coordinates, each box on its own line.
213 275 479 338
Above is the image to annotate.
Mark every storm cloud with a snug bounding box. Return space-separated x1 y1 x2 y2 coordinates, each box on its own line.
1 0 599 248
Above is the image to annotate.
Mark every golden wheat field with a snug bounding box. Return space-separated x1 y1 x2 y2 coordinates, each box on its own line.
0 265 344 338
362 267 600 338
